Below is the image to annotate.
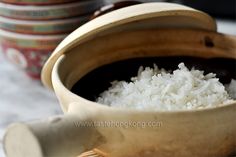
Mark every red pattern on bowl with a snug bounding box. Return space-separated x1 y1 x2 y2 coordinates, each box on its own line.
1 43 52 79
0 29 66 79
0 15 90 35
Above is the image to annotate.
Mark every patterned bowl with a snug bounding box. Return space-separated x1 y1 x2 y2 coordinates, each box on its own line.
0 28 66 79
0 15 90 34
0 0 104 20
0 0 77 5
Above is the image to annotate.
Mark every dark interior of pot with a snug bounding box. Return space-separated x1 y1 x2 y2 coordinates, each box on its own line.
71 56 236 101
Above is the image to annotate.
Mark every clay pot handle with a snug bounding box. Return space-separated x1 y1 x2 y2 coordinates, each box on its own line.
3 114 101 157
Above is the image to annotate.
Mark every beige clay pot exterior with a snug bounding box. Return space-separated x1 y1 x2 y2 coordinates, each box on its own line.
44 2 236 157
4 3 236 157
50 29 236 157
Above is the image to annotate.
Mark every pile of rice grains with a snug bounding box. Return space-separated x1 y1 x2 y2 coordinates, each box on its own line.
97 63 236 111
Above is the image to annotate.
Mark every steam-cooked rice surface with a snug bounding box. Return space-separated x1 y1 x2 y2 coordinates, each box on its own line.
97 63 235 110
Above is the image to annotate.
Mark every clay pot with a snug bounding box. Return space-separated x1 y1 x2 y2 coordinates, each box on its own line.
4 3 236 157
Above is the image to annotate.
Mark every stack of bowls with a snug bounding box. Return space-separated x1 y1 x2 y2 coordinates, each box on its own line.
0 0 104 79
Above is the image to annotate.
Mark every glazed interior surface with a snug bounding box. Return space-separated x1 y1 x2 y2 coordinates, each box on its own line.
71 56 236 101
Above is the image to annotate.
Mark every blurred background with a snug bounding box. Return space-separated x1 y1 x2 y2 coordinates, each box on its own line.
0 0 235 156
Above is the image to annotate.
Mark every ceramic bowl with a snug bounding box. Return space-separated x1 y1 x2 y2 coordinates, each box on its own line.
0 28 66 79
0 0 104 20
0 0 77 5
0 15 90 34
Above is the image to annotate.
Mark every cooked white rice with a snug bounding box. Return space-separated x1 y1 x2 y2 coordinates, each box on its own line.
97 63 235 110
226 79 236 99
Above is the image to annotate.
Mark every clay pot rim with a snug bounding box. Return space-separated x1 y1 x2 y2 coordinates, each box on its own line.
41 2 217 90
50 28 236 113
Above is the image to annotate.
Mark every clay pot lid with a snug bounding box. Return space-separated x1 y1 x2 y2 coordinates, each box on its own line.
41 2 217 89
